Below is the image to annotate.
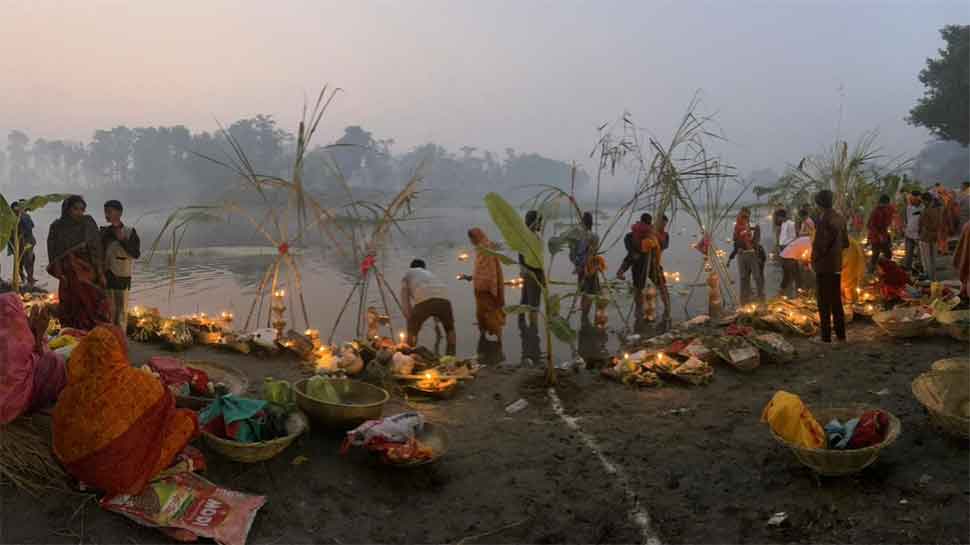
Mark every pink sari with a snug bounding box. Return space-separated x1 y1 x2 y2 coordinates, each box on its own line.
0 293 67 424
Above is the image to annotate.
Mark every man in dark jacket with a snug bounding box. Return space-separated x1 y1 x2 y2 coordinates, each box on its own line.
811 190 849 343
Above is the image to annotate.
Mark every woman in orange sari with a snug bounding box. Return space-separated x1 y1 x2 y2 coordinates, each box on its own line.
53 326 198 495
468 228 506 342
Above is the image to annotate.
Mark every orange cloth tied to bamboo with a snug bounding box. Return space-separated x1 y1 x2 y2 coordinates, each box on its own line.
52 326 198 495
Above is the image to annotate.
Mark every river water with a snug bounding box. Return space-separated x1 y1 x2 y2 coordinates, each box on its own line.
16 205 779 365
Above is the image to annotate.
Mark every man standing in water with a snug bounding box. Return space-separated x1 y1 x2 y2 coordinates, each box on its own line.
8 200 37 288
400 259 456 355
101 200 141 329
811 190 849 343
731 207 764 304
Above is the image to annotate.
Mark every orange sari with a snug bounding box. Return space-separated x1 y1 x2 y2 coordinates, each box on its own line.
469 227 506 336
52 327 198 495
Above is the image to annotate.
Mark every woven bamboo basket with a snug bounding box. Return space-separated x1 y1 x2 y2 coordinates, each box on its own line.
771 407 901 476
931 357 970 373
935 310 970 342
202 411 308 463
911 370 970 439
872 308 934 338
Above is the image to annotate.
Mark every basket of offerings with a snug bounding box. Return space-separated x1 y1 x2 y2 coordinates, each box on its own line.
406 372 459 399
911 369 970 439
176 360 249 410
340 413 447 467
771 406 901 476
378 423 449 468
872 306 934 338
935 310 970 342
202 410 308 463
293 378 389 430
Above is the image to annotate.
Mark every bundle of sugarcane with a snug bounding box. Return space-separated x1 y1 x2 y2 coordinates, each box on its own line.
0 415 69 497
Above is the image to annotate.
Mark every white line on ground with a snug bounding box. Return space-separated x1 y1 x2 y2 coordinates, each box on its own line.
547 387 662 545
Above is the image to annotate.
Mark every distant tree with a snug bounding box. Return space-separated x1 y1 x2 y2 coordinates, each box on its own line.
912 139 970 184
0 149 6 187
226 115 291 176
87 127 135 186
331 125 375 181
7 130 30 186
907 25 969 146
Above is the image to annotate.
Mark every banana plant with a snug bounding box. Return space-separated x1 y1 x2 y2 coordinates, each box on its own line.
0 194 68 291
482 192 579 385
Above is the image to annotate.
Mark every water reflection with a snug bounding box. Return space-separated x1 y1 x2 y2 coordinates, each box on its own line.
517 314 542 366
576 317 610 368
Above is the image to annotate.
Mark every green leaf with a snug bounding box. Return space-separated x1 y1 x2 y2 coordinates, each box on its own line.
548 316 577 343
477 244 517 266
504 305 535 315
484 193 543 270
0 195 15 253
21 193 69 212
548 293 563 317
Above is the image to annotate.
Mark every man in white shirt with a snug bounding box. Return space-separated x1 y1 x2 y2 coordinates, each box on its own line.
776 209 799 297
904 191 923 272
401 259 456 355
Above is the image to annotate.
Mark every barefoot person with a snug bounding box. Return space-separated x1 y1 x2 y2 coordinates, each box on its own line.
569 212 600 321
101 200 141 329
811 190 849 343
46 195 109 330
400 259 456 355
468 227 505 342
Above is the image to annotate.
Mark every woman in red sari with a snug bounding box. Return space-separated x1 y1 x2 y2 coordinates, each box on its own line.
46 195 109 330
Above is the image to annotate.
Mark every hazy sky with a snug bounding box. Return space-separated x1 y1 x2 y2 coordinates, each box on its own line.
2 0 967 178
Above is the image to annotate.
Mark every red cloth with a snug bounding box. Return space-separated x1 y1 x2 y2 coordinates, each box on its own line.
187 368 210 396
867 204 895 245
53 252 110 330
631 222 650 249
726 324 753 337
877 259 910 301
733 218 753 250
147 357 193 387
848 410 890 449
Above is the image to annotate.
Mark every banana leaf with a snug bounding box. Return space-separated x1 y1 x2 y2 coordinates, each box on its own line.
484 193 543 270
21 193 69 212
548 316 576 343
0 195 15 252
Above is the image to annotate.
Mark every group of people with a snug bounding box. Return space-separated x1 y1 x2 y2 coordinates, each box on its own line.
752 181 970 344
4 195 141 331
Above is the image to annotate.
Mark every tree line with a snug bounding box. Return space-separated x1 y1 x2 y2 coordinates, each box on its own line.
0 117 590 204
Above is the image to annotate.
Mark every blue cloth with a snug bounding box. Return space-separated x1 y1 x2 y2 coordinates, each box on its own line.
824 417 860 449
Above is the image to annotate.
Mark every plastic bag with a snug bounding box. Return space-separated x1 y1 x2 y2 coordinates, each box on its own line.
101 472 266 545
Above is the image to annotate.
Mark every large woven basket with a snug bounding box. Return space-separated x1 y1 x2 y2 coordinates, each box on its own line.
771 407 901 476
932 357 970 373
911 370 970 439
202 411 308 463
175 360 249 410
872 308 934 338
935 310 970 342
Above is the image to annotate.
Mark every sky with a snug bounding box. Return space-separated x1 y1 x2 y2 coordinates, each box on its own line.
1 0 967 180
